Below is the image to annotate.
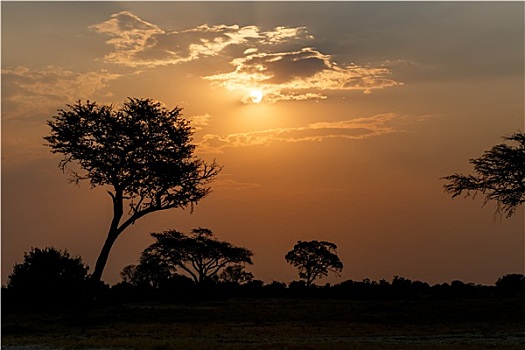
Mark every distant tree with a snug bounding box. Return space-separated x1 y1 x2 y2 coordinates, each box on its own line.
141 228 253 285
263 280 287 297
443 131 525 218
120 261 171 289
120 265 140 285
220 264 254 284
44 98 221 314
285 240 343 287
7 247 89 305
496 273 525 295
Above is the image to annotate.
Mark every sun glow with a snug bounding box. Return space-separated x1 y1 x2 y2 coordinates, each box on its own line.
249 89 263 103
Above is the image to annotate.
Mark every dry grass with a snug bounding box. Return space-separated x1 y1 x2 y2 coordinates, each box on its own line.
3 297 525 349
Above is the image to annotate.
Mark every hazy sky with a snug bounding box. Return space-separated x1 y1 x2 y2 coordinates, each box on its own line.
2 1 524 286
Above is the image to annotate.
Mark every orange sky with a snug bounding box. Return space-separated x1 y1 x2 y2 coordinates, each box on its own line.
2 1 524 286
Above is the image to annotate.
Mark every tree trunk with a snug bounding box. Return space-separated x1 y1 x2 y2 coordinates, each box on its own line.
306 269 312 287
74 191 123 322
74 230 119 322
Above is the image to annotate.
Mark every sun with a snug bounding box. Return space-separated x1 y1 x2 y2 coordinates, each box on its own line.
249 89 263 103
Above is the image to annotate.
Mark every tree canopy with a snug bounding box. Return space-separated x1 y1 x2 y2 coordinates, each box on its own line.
285 240 343 287
442 131 525 218
44 98 221 313
141 228 253 285
45 98 220 218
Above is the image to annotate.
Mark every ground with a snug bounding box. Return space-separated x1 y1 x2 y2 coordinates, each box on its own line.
3 296 525 349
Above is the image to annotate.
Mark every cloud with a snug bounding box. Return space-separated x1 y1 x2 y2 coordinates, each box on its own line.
2 66 120 99
204 48 402 103
89 11 165 66
1 66 120 120
196 113 414 154
90 11 311 68
212 177 262 192
189 113 212 131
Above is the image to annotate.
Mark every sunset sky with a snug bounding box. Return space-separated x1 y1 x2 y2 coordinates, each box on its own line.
2 1 524 286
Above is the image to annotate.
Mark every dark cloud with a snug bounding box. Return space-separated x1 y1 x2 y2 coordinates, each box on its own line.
205 48 402 103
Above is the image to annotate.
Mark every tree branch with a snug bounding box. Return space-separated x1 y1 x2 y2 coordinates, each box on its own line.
177 263 199 284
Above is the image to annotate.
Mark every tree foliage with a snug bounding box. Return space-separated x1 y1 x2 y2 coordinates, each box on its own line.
442 132 525 218
141 228 253 285
7 247 89 304
285 240 343 287
45 98 220 219
44 98 221 311
220 264 254 284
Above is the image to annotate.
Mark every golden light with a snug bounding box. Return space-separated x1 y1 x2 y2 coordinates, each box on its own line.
249 89 263 103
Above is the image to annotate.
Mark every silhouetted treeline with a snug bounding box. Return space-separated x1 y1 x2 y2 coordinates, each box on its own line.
85 273 525 305
4 246 524 311
4 273 525 311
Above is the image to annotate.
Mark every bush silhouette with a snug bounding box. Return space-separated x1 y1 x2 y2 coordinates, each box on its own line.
6 247 89 308
496 274 525 297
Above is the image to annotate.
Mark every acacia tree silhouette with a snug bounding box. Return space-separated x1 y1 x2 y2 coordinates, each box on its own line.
285 240 343 287
44 98 221 317
140 228 253 285
443 131 525 218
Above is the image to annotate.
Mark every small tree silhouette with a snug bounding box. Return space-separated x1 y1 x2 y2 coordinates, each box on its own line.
140 228 253 285
443 131 525 218
120 262 171 289
285 240 343 287
44 98 221 316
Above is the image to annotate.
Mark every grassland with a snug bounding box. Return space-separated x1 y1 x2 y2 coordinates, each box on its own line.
3 296 525 349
